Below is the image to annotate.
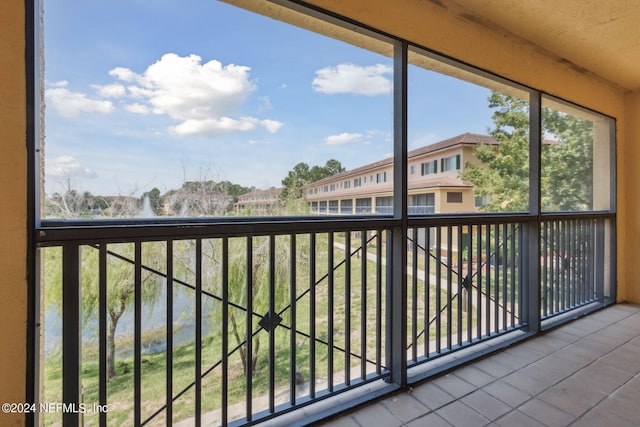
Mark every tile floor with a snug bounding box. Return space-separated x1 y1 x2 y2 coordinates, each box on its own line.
320 304 640 427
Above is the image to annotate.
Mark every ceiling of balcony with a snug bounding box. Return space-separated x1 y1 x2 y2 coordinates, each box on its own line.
451 0 640 92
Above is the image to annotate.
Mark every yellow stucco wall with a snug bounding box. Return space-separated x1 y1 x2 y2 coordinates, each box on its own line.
621 92 640 303
0 0 27 425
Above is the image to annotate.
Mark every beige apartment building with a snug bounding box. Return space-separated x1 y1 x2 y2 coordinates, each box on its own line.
304 132 497 215
235 187 281 214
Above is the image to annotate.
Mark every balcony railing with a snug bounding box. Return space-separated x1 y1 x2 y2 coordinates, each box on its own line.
37 213 614 426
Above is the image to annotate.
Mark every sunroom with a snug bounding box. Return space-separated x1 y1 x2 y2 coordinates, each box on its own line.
2 0 639 426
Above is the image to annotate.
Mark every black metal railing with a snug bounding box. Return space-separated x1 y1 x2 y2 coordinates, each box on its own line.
540 217 608 319
37 213 614 426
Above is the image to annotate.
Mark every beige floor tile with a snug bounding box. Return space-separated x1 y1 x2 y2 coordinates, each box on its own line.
494 410 545 427
351 403 402 427
482 380 532 407
461 390 512 420
519 398 574 426
409 382 456 410
381 393 429 423
435 401 490 427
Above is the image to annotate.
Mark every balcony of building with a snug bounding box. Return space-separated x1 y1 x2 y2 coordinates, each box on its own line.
3 0 640 426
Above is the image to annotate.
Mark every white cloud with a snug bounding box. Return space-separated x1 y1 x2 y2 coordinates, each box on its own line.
92 83 126 98
46 81 115 119
106 53 282 137
325 132 364 145
312 63 392 95
169 117 283 136
46 155 97 178
261 119 284 133
109 67 137 82
125 103 151 114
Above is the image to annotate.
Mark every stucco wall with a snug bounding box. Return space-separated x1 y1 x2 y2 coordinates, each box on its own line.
0 0 27 425
621 92 640 303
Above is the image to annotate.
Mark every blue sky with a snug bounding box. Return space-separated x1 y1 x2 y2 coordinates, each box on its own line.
43 0 494 196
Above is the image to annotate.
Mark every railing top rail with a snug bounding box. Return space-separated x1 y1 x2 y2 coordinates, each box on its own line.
36 216 398 245
37 210 614 246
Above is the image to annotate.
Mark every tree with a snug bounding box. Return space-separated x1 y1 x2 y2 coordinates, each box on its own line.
462 91 594 212
541 111 594 210
280 159 345 202
44 243 163 379
163 180 251 216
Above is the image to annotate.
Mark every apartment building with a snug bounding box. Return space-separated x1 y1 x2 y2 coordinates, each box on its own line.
304 132 497 215
234 187 281 214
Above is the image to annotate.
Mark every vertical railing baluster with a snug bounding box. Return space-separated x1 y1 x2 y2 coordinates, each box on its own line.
510 224 516 327
587 219 595 301
446 226 452 350
424 227 430 356
134 242 142 426
309 233 316 397
466 225 473 343
435 226 441 353
411 227 418 361
360 230 367 380
476 224 482 339
502 223 508 331
553 220 558 314
376 230 382 375
570 219 576 307
344 231 351 385
99 244 107 427
561 219 567 310
485 224 491 336
166 240 173 425
457 225 463 347
595 219 606 302
542 220 548 316
195 239 202 426
523 219 541 333
62 243 81 427
245 237 253 420
267 235 275 413
518 225 524 322
494 224 500 333
576 220 582 304
290 234 297 404
222 237 229 422
327 232 334 392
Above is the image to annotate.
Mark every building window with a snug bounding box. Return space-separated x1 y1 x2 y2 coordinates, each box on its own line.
421 160 438 175
475 194 490 207
410 165 416 175
441 154 461 172
354 177 362 187
344 180 351 189
340 199 353 214
330 184 336 191
376 171 387 183
447 191 463 203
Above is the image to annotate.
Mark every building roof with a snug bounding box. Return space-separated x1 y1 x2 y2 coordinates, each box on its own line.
306 132 496 187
